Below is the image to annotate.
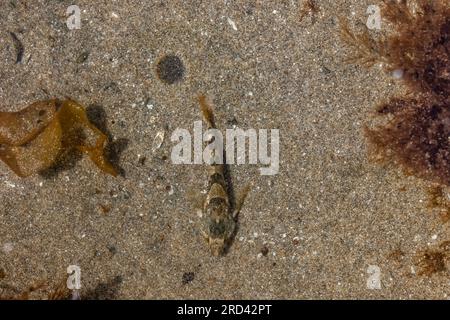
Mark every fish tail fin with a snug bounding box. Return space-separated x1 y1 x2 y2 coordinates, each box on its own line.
199 94 216 129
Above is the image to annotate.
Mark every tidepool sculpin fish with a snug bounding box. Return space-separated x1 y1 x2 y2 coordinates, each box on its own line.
198 94 250 256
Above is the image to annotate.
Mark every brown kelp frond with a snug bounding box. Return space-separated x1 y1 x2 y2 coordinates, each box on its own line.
0 99 117 177
57 99 118 176
339 18 387 67
0 100 59 146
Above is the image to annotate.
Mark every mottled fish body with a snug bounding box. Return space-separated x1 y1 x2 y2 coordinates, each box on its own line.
198 95 236 256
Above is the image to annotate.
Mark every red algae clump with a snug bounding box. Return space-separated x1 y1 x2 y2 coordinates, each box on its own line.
415 241 450 276
341 0 450 186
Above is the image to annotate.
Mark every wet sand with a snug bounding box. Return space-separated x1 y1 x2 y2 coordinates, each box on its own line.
0 0 448 299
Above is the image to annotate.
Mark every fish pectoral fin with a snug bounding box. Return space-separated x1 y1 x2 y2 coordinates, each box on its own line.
200 229 209 242
233 183 252 220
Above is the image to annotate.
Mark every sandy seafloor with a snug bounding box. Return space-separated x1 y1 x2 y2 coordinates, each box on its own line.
0 0 449 299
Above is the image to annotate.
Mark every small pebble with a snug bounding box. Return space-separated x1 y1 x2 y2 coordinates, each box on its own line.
227 17 238 31
152 131 165 152
392 68 404 79
2 242 14 254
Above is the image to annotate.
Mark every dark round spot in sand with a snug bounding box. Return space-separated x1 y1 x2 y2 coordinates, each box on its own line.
156 55 185 84
182 272 195 285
